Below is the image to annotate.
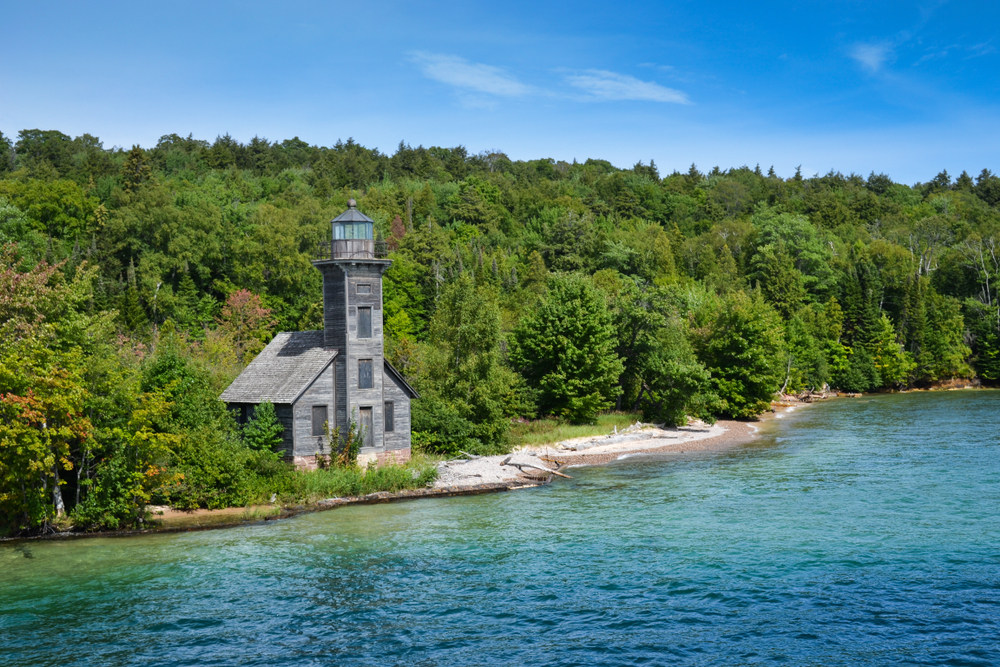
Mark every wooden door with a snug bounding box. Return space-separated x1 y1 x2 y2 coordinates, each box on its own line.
359 407 373 447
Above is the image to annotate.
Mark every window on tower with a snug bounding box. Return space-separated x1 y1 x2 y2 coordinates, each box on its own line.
358 307 372 338
358 359 373 389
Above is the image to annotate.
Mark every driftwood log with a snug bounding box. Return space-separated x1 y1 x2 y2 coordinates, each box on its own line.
501 456 572 479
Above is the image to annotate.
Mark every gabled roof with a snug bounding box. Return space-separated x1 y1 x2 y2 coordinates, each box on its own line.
220 331 336 405
384 359 420 399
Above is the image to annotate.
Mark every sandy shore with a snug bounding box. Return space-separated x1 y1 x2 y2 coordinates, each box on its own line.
548 419 760 467
432 415 780 487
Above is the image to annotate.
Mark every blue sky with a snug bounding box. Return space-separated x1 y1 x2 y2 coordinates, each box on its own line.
1 1 997 182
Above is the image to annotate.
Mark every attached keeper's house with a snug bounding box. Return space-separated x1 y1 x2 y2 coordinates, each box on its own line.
221 200 418 467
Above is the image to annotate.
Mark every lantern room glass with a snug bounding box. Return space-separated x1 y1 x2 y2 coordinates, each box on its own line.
332 221 373 240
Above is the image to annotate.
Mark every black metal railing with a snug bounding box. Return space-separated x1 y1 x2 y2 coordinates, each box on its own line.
313 240 331 261
312 240 389 261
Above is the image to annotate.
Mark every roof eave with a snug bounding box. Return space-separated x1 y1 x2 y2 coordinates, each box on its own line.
384 359 420 399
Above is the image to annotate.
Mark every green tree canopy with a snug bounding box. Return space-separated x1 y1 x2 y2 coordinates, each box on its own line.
511 274 623 424
691 290 786 418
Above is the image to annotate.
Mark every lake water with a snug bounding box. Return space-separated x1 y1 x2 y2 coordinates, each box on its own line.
2 391 999 666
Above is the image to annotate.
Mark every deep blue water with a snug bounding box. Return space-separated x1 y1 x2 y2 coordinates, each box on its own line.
2 391 999 666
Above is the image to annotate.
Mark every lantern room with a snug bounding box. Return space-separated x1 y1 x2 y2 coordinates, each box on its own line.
327 198 383 259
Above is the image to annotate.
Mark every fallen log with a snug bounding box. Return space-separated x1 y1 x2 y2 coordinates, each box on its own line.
514 462 572 479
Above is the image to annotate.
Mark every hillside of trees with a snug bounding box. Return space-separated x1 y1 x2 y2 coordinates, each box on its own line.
2 128 999 535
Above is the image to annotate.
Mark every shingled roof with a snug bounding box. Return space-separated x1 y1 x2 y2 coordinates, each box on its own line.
220 331 336 404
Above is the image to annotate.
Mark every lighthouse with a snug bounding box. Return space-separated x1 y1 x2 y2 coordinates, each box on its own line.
221 200 418 467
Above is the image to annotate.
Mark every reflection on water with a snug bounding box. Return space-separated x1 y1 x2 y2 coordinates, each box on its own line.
3 391 999 666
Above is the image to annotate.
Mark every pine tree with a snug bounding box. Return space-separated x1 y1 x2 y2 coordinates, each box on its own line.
121 146 151 193
176 272 199 330
870 313 916 387
901 275 929 378
955 170 975 191
122 285 146 332
748 241 806 317
417 275 517 452
841 246 883 352
510 274 623 424
121 260 146 332
243 401 284 455
924 291 972 380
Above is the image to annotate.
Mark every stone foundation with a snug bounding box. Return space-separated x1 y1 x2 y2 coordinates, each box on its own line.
357 448 412 467
291 448 411 471
291 455 321 471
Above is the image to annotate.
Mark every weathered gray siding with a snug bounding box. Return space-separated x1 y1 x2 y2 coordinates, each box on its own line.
316 259 400 457
322 264 348 349
291 361 335 457
349 267 386 452
383 370 412 451
322 265 350 437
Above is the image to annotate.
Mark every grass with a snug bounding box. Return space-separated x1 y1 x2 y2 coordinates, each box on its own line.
406 450 449 468
239 506 282 521
511 412 643 448
280 459 439 504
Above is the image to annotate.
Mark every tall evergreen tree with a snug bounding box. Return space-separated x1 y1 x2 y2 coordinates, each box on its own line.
511 274 623 424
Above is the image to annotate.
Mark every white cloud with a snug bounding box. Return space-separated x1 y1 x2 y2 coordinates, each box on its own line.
409 52 530 97
565 70 690 104
966 42 996 58
851 43 894 72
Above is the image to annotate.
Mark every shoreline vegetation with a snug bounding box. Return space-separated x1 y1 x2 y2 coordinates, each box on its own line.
7 385 990 543
3 129 1000 538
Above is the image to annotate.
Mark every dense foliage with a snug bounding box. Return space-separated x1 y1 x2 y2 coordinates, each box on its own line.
2 128 999 535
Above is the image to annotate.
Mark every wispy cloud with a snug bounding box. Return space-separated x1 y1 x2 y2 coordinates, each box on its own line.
914 49 950 66
638 62 675 72
565 70 690 104
409 52 530 97
966 42 996 58
850 42 895 73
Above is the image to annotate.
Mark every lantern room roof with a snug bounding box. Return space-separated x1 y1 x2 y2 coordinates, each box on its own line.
331 200 374 224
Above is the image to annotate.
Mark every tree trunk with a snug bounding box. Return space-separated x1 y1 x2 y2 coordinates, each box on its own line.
779 356 793 396
52 466 65 517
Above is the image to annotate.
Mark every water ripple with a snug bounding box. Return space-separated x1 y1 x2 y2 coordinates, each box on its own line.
2 391 999 666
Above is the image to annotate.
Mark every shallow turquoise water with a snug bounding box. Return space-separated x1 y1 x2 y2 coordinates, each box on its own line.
2 391 999 666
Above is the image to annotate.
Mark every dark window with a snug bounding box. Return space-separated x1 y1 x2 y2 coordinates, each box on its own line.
358 359 373 389
357 284 371 295
384 401 395 432
359 407 374 447
358 307 372 338
312 405 328 436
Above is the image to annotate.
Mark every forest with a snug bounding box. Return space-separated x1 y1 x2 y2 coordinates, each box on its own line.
1 128 999 536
